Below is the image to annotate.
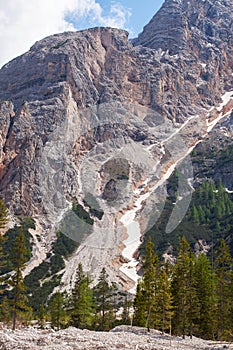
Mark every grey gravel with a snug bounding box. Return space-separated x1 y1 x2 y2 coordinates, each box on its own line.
0 326 231 350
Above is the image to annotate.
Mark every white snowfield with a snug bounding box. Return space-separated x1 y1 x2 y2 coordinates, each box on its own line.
0 325 230 350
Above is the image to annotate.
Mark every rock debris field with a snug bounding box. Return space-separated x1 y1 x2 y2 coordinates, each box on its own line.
0 326 232 350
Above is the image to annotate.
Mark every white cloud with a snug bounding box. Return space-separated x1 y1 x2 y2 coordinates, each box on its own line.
109 3 131 27
0 0 131 68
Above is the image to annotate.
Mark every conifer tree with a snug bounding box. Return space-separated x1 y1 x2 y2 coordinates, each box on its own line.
142 237 159 332
9 227 31 330
0 234 7 278
172 236 196 339
110 282 119 325
38 304 46 329
0 199 8 299
0 296 11 324
94 267 112 330
0 199 7 230
50 292 67 330
193 253 216 339
0 200 8 269
215 239 233 340
122 293 131 325
192 205 199 224
155 268 173 334
71 263 93 329
198 205 205 223
133 280 146 327
134 238 169 332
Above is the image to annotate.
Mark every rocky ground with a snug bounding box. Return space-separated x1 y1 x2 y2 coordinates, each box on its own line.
0 325 231 350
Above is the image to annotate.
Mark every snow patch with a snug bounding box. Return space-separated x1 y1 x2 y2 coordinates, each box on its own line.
207 90 233 132
226 188 233 194
216 91 233 112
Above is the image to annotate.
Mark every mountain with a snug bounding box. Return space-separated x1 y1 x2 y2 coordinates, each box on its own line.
0 0 233 297
134 0 233 55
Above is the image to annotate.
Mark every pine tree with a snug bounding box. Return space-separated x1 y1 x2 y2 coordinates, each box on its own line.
0 234 7 276
122 293 131 325
0 200 8 270
9 227 31 330
215 239 233 340
208 181 215 202
142 237 159 332
133 280 146 327
155 268 173 334
38 304 46 329
50 292 68 330
198 205 205 223
94 268 112 330
0 199 7 230
110 282 119 325
193 253 216 339
71 263 93 329
0 199 8 300
192 205 200 224
0 296 11 324
172 236 197 339
216 221 221 232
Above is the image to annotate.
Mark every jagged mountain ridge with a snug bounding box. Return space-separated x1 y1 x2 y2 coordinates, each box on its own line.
0 0 232 292
134 0 233 55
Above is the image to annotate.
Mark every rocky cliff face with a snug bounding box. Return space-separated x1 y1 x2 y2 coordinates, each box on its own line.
0 0 232 291
134 0 233 55
134 0 233 101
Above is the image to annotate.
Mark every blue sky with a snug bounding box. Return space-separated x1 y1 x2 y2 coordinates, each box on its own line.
0 0 164 67
67 0 164 37
120 0 163 35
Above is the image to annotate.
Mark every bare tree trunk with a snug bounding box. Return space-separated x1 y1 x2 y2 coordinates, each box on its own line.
12 310 16 330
